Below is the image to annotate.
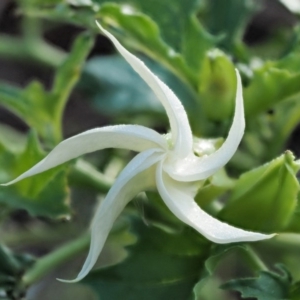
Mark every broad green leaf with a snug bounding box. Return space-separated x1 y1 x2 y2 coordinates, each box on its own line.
221 265 291 300
82 219 210 300
0 131 70 218
81 54 197 116
198 49 236 121
0 32 93 144
219 151 300 233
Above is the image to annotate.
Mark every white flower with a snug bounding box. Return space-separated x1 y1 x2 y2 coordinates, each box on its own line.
2 23 274 282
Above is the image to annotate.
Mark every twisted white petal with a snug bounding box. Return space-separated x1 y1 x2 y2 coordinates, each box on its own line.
156 162 274 243
59 148 164 282
96 22 193 158
165 70 245 182
1 125 166 185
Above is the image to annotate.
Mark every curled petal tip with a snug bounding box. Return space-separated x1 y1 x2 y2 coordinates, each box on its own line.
213 232 276 244
1 178 22 186
56 277 80 284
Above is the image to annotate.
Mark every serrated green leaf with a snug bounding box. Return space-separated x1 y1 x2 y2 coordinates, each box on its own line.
219 151 300 233
0 32 93 144
0 131 70 218
82 219 210 300
221 265 291 300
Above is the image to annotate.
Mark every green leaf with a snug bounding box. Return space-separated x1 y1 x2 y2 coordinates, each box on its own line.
0 32 93 144
219 151 300 233
0 131 70 218
221 265 291 300
82 219 210 300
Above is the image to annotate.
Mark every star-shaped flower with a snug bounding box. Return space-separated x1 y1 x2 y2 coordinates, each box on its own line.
2 23 273 282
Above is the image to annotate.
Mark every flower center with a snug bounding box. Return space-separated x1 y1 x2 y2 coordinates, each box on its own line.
163 133 174 151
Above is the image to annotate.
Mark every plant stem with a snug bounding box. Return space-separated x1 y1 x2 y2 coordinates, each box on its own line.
0 35 66 69
265 233 300 252
22 233 90 286
68 160 113 193
244 245 268 273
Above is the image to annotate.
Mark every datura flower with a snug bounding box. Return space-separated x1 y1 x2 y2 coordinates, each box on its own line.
2 23 274 282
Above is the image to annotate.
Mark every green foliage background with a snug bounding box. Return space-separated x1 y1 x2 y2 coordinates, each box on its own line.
0 0 300 299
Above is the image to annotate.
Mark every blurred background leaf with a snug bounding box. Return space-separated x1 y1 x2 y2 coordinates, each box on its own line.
0 130 70 219
82 219 210 300
219 151 300 233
